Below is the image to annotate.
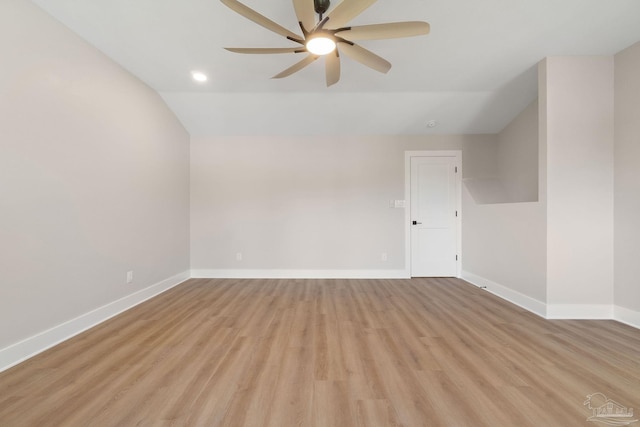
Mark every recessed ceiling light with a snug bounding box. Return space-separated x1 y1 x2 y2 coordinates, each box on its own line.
191 71 208 83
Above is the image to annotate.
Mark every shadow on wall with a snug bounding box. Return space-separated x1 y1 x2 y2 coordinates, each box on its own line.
463 178 514 204
463 86 540 205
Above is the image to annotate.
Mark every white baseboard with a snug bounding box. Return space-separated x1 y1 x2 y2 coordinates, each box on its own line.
459 271 639 329
461 270 547 318
0 271 190 373
190 269 410 279
614 305 640 329
546 304 614 319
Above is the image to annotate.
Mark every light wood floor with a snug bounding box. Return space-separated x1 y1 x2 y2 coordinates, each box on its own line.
0 278 638 426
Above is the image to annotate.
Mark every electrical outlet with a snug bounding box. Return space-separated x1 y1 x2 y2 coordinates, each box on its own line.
381 253 388 262
126 271 134 284
236 252 242 261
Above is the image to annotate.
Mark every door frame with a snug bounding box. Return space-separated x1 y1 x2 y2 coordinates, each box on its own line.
404 150 462 278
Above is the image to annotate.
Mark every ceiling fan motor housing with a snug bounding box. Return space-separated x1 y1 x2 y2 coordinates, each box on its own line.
314 0 330 15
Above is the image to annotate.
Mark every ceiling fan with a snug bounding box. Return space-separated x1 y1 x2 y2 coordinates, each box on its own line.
221 0 430 86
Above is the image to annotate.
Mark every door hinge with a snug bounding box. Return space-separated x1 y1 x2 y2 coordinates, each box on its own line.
455 210 458 217
455 166 458 173
456 255 459 261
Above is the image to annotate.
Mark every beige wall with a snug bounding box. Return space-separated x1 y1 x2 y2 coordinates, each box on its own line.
460 138 507 205
543 56 615 309
462 98 546 308
498 100 539 202
190 135 492 272
614 41 640 313
0 1 190 349
463 100 538 205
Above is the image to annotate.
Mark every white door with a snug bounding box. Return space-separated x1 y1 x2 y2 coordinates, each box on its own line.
410 156 458 277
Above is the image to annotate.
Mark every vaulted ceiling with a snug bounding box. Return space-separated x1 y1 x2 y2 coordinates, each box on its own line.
32 0 640 135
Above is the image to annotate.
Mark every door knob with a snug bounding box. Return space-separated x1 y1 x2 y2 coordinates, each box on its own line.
412 221 422 225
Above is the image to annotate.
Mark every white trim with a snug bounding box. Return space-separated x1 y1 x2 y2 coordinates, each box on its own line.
190 269 410 279
0 271 190 373
461 270 547 317
461 271 639 329
613 305 640 329
546 304 614 319
404 150 462 278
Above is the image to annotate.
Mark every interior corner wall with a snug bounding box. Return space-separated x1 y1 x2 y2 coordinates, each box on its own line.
0 0 190 357
190 134 491 276
614 41 640 317
459 138 510 205
497 100 539 203
461 99 547 315
543 56 614 315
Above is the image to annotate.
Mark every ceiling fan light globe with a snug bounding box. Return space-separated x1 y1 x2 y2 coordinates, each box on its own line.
306 36 336 56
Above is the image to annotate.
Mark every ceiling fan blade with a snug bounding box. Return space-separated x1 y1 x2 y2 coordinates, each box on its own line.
339 42 391 74
336 21 430 41
325 50 341 86
272 54 319 79
293 0 316 32
324 0 378 29
221 0 302 41
225 47 306 54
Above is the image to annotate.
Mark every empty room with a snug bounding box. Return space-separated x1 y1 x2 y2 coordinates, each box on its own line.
1 0 639 425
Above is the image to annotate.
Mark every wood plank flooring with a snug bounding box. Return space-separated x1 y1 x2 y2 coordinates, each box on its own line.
0 278 638 426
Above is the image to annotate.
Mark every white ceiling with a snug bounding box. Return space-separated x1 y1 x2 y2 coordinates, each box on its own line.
31 0 640 135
